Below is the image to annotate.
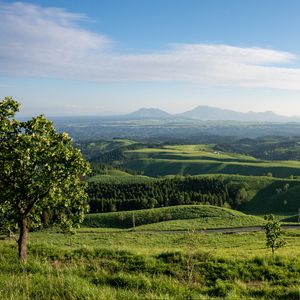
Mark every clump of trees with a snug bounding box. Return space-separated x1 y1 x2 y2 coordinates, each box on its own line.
0 97 90 260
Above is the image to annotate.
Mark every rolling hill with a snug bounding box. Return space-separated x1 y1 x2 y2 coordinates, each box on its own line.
121 144 300 178
83 205 264 229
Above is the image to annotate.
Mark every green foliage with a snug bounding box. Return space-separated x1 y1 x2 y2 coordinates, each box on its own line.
263 215 286 255
0 97 90 259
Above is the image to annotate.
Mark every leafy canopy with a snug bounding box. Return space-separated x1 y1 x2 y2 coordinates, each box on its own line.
0 96 90 232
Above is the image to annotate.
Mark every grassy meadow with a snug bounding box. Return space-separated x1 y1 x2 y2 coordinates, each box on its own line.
2 204 300 299
1 226 300 300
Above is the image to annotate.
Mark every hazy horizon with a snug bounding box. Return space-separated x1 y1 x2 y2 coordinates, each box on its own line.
16 104 300 118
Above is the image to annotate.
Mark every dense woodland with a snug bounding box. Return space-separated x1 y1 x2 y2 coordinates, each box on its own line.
87 177 246 212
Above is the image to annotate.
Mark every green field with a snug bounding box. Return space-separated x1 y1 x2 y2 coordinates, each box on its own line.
1 227 300 299
121 144 300 178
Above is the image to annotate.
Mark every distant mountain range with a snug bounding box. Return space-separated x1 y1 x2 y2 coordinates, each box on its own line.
122 106 300 122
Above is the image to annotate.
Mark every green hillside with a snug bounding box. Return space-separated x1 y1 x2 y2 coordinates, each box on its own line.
83 205 264 229
121 145 300 178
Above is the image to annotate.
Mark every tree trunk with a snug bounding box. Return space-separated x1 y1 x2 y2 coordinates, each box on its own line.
18 216 28 260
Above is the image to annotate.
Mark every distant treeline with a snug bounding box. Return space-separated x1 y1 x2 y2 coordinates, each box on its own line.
87 177 247 213
214 136 300 160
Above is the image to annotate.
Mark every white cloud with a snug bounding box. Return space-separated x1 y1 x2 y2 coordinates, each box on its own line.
1 2 300 90
0 2 109 68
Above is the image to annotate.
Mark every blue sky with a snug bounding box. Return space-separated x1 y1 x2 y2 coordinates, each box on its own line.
1 0 300 116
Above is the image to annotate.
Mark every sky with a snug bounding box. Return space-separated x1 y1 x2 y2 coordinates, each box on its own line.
1 0 300 116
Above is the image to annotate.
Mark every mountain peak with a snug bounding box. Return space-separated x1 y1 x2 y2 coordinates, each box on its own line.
126 107 170 118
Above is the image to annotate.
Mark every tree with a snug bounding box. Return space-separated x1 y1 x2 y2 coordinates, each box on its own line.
263 214 285 256
0 97 90 260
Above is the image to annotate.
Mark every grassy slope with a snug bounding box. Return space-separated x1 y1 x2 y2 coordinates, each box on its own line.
84 205 264 229
122 145 300 178
1 228 300 299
